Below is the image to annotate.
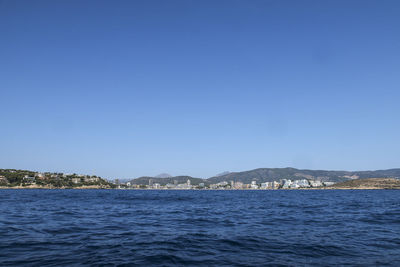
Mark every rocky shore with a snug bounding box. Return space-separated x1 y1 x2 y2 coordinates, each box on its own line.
327 178 400 190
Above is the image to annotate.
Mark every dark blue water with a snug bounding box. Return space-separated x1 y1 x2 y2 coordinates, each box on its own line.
0 190 400 266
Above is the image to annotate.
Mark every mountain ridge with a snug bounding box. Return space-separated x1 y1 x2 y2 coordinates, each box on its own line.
129 168 400 185
155 173 172 178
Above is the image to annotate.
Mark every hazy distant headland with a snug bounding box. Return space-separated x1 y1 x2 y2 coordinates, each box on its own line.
1 167 400 190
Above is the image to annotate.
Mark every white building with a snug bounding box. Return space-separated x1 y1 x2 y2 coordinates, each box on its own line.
84 177 100 183
217 181 228 186
261 182 273 189
309 180 323 187
165 183 175 189
176 183 191 189
282 179 292 189
251 181 259 189
291 179 310 188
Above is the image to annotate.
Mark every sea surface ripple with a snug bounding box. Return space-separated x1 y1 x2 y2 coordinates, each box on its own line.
0 189 400 266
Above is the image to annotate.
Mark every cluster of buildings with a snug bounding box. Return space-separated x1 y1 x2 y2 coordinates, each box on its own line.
208 180 281 189
70 176 100 184
124 179 197 189
117 178 336 190
1 171 102 185
29 173 100 184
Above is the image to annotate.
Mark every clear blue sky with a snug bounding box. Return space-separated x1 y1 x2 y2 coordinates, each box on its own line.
1 0 399 179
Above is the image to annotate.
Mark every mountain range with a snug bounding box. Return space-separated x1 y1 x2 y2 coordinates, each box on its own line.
154 173 172 178
129 168 400 186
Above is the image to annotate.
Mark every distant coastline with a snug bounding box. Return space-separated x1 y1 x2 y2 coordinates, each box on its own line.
1 168 400 190
0 185 111 189
1 179 400 190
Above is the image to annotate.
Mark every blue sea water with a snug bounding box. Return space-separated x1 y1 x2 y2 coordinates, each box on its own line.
0 190 400 266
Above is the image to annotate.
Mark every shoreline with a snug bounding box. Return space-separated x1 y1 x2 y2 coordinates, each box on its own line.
0 185 112 189
0 186 398 190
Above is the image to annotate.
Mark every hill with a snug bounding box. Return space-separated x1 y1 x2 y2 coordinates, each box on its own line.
329 178 400 189
207 168 400 184
155 173 172 178
127 168 400 185
215 171 231 177
0 169 112 188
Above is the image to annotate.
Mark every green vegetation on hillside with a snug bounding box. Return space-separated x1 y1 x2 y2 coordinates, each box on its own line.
0 169 113 188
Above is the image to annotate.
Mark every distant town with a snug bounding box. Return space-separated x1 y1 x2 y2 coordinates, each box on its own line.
117 178 335 190
0 168 335 189
1 167 400 190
